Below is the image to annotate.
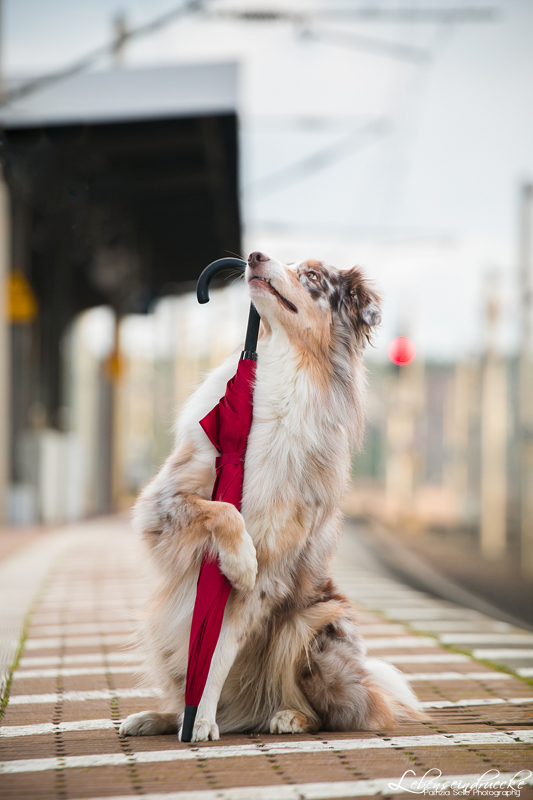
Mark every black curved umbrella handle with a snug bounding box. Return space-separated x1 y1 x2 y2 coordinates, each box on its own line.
197 257 245 303
196 257 261 359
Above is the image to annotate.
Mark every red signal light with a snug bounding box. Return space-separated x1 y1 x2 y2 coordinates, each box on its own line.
388 336 416 366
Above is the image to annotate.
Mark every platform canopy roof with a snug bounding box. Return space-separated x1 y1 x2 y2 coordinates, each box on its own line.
0 62 238 128
0 62 242 428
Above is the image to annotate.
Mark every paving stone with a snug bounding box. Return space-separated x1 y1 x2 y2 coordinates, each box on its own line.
0 770 58 799
9 677 58 695
135 759 226 792
0 734 58 759
63 765 135 799
59 700 115 723
60 729 125 757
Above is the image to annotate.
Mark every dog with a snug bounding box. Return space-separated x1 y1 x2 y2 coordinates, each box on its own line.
119 251 425 743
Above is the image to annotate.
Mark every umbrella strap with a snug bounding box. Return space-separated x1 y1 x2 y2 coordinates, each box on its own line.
216 453 244 467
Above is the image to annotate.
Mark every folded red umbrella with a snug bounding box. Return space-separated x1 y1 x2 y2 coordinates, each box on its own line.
181 258 260 742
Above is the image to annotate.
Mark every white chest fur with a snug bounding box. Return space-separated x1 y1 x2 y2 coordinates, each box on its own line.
239 336 351 549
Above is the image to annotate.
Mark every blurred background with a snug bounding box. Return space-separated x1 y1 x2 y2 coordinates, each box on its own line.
0 0 532 622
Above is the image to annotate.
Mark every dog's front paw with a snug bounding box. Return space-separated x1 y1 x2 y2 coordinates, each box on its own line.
218 527 258 593
180 718 219 742
270 709 310 734
119 711 177 736
207 502 257 592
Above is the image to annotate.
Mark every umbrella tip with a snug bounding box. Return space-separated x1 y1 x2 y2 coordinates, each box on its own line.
181 705 198 742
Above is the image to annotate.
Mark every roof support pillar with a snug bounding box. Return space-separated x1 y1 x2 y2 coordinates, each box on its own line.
0 166 11 522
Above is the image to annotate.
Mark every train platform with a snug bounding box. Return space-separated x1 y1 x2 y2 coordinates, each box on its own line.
1 516 533 799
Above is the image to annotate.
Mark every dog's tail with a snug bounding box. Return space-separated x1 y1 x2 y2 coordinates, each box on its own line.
364 657 429 722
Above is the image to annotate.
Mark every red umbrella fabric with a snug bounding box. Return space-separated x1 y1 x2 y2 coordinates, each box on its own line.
182 355 257 741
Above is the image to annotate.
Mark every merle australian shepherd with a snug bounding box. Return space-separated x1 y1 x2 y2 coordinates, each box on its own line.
120 251 425 742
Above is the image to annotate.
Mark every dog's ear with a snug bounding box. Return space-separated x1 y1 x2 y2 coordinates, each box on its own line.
345 268 382 339
359 301 381 327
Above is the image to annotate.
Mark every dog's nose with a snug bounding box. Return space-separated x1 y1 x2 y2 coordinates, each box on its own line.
248 251 269 270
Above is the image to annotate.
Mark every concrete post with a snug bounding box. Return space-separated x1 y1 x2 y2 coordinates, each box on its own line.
385 357 424 525
480 271 507 559
444 360 474 521
0 166 10 522
519 184 533 576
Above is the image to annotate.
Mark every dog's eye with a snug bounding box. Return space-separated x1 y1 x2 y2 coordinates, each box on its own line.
307 271 318 281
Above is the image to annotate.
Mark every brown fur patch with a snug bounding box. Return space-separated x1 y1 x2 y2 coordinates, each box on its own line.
359 679 398 730
204 500 245 556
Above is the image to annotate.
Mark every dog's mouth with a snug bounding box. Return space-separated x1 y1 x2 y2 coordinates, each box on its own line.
249 276 298 314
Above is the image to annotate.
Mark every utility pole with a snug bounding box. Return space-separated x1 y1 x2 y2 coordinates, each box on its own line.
112 13 128 67
385 351 424 525
519 183 533 576
444 360 475 521
0 0 11 523
0 169 10 524
480 271 507 559
110 314 125 510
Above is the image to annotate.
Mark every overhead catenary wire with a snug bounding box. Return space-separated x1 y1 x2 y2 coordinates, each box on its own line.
245 118 392 196
242 2 469 198
210 6 497 24
244 36 435 196
244 219 455 245
244 16 458 213
1 0 206 105
1 2 498 107
300 27 432 63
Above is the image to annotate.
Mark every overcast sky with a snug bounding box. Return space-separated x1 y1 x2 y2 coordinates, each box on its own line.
4 0 533 360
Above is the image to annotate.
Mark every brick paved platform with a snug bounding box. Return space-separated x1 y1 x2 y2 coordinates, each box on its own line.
1 517 533 799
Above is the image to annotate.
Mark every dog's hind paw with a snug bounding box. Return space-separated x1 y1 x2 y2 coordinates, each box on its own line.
119 711 178 737
270 709 310 734
180 718 219 742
